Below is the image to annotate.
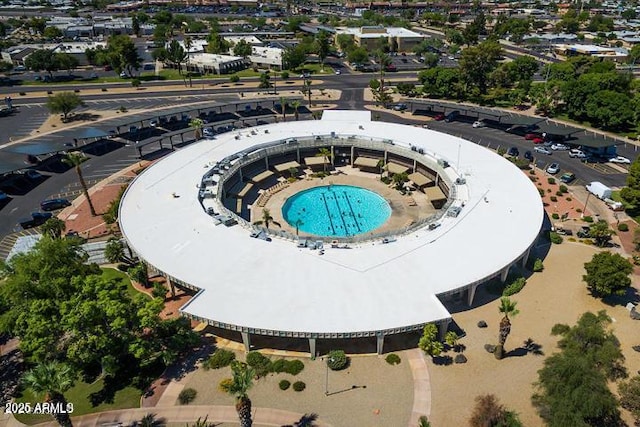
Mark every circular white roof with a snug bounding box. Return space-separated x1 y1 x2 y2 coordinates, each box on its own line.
119 111 543 335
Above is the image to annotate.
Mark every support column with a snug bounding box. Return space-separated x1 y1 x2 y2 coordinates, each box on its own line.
297 147 300 163
265 156 269 170
521 247 531 268
309 338 316 359
376 333 384 355
239 168 243 182
467 283 479 306
241 332 251 352
438 319 451 341
500 264 511 283
350 146 354 166
166 276 176 298
330 146 335 166
413 159 417 173
180 133 185 144
384 150 388 164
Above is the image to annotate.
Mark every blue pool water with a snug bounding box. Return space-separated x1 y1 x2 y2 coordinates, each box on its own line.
282 185 392 237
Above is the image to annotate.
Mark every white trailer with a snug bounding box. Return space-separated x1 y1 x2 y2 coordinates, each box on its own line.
586 181 612 200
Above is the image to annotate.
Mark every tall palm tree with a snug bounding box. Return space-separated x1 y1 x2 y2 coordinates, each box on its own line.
316 147 332 172
64 152 96 216
279 96 288 121
290 100 301 121
376 159 385 178
253 208 281 229
219 361 255 427
497 297 519 359
184 36 193 87
41 217 66 239
22 362 75 427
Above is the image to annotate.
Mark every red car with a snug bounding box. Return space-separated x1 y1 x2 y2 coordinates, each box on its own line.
434 113 445 121
525 133 542 140
532 137 545 144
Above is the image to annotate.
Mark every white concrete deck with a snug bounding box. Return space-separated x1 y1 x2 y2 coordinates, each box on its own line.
119 112 543 335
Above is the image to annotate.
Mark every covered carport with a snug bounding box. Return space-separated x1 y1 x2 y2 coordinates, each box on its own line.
408 99 512 124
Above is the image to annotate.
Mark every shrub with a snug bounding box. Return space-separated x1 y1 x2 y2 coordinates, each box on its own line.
546 188 552 193
178 388 197 405
327 350 348 371
555 191 563 197
385 353 401 365
549 231 563 244
551 213 559 219
550 196 557 202
203 349 236 370
566 197 572 202
583 216 594 223
576 208 582 213
529 170 536 175
281 71 290 79
271 359 304 375
381 176 392 184
538 188 544 197
548 177 556 185
152 282 166 299
292 381 306 392
246 351 272 377
503 277 526 296
618 223 629 232
533 258 544 272
229 74 240 83
279 379 291 390
559 185 568 193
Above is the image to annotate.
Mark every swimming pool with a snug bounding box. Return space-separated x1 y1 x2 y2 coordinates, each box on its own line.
282 185 392 237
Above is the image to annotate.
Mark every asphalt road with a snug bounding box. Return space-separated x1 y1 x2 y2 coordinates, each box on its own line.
0 75 635 240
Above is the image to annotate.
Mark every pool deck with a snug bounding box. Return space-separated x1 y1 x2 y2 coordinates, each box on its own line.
252 166 436 238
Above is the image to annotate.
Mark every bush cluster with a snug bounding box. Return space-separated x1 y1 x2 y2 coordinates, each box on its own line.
271 359 305 375
550 196 558 202
503 277 526 296
548 177 556 185
203 349 236 370
279 379 291 390
385 353 401 365
327 350 348 371
178 388 197 405
550 232 563 244
618 223 629 232
583 216 594 223
559 185 568 193
292 381 306 392
245 352 306 377
533 258 544 272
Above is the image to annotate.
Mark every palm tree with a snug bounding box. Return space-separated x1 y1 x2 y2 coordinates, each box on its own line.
41 217 66 239
496 297 520 359
253 208 281 229
316 147 332 172
189 117 204 140
290 100 301 121
64 152 96 216
184 36 193 87
418 416 431 427
279 96 288 121
283 413 318 427
219 361 255 427
139 413 163 427
376 159 385 178
22 362 76 427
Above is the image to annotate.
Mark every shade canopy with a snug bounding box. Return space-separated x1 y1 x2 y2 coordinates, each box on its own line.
386 162 410 175
0 152 30 175
74 127 111 140
304 156 326 166
236 182 254 198
353 157 381 168
7 141 70 156
425 186 447 201
408 172 433 188
250 170 274 183
273 160 300 172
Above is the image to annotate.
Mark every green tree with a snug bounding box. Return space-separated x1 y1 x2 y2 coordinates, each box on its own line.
316 147 332 172
24 49 58 78
532 311 625 426
233 39 253 58
336 34 355 52
496 297 519 359
105 35 142 76
583 251 633 298
132 14 140 37
315 30 331 71
279 96 288 121
469 394 522 427
621 157 640 208
189 117 204 139
458 41 502 97
290 99 301 121
166 39 187 75
219 361 255 427
129 263 148 286
43 26 63 40
619 375 640 425
41 217 66 239
46 92 84 122
22 362 75 427
418 323 443 357
588 220 613 247
253 208 280 229
259 72 271 89
63 152 96 216
206 31 230 54
0 60 13 73
346 47 368 65
56 53 79 74
282 45 307 70
105 237 124 264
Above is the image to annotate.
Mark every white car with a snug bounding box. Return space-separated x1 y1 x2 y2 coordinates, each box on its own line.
534 146 552 155
569 149 586 158
608 156 631 164
149 119 159 127
546 163 560 174
551 143 569 151
472 120 486 128
334 70 341 75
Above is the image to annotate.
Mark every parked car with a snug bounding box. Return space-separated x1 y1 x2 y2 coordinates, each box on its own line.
119 71 128 78
534 146 552 155
393 103 407 111
551 143 569 151
472 120 486 128
203 127 215 138
507 147 519 157
40 198 71 211
19 212 53 229
129 125 138 134
560 172 576 183
149 119 159 127
434 113 445 121
546 163 560 174
577 226 591 239
22 170 43 180
524 151 533 161
14 65 26 72
0 190 8 201
569 149 586 158
532 137 545 144
608 156 631 164
444 110 460 122
525 133 542 140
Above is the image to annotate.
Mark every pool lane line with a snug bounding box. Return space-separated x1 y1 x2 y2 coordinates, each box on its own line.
329 192 350 236
342 191 362 233
320 192 337 235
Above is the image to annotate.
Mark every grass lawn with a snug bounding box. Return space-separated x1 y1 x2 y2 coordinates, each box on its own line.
100 267 150 301
14 379 141 425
